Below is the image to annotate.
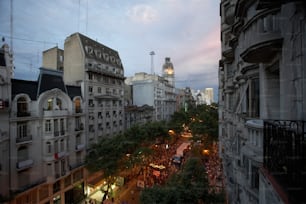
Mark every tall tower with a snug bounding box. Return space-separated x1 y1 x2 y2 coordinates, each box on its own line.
162 57 175 86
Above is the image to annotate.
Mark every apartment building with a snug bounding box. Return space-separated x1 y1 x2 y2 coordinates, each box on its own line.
0 53 86 203
126 72 176 121
219 0 306 203
43 32 125 147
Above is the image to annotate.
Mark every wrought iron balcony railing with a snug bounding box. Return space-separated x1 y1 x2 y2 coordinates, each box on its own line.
263 120 306 203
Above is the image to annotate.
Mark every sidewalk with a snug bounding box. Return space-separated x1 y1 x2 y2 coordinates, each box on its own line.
114 178 141 204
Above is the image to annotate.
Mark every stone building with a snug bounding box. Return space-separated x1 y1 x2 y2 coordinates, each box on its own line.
0 63 86 203
219 1 306 203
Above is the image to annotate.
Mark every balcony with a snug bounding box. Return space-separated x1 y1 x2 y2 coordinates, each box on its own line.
240 9 283 63
75 108 82 114
16 159 34 171
242 119 263 163
54 151 67 160
17 111 31 117
69 161 85 171
263 120 306 203
44 109 68 117
75 144 85 152
13 177 46 194
16 135 32 144
222 46 234 64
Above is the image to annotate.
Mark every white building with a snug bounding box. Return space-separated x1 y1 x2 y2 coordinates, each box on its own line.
191 88 214 106
219 1 306 204
126 72 176 121
204 88 214 105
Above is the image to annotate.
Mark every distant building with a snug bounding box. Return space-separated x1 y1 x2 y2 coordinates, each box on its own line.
162 57 175 87
176 87 195 112
204 88 214 105
125 105 155 129
126 72 176 121
219 1 306 204
191 88 214 106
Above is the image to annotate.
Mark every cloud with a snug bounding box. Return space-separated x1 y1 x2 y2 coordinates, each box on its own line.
126 4 158 24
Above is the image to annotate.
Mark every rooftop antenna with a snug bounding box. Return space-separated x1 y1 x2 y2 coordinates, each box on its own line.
78 0 80 32
10 0 13 53
86 0 88 34
150 51 155 75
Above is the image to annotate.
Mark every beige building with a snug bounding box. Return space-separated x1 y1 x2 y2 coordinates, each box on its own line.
43 32 125 147
42 46 64 71
219 1 306 204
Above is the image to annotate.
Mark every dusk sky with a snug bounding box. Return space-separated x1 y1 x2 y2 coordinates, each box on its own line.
0 0 220 96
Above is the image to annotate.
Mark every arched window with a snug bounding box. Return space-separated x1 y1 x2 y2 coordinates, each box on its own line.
47 98 53 110
17 97 29 117
75 98 81 113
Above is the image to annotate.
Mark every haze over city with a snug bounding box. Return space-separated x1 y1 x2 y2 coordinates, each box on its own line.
0 0 220 96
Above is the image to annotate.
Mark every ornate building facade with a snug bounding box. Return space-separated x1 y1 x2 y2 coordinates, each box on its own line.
43 33 125 147
219 1 306 203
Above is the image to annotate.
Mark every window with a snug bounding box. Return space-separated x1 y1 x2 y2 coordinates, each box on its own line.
251 166 259 189
45 120 52 132
60 119 65 135
74 98 81 113
17 122 28 138
88 73 93 80
61 159 66 176
88 99 94 107
46 142 52 154
98 87 101 93
246 78 259 117
55 98 62 110
88 86 93 93
60 139 64 152
54 140 58 153
17 97 28 116
75 117 81 130
47 98 53 110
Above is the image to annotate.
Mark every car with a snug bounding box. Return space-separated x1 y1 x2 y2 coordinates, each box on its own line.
172 155 182 164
